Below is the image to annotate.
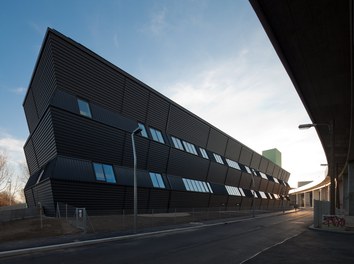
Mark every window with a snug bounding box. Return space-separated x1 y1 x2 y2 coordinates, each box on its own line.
259 191 268 199
171 136 184 150
149 172 165 188
199 148 209 159
93 163 116 183
36 170 44 184
273 177 279 184
77 98 92 118
244 165 252 174
182 178 212 193
150 128 165 143
259 172 268 179
138 123 148 138
225 185 242 196
226 159 241 170
213 153 224 164
182 141 198 155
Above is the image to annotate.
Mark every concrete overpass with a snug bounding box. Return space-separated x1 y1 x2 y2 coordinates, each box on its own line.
250 0 354 215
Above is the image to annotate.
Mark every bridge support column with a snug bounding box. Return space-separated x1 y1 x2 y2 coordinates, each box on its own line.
348 161 354 216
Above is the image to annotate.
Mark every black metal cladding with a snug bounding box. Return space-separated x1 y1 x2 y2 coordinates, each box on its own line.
23 28 291 214
167 148 209 181
167 105 209 147
24 138 39 175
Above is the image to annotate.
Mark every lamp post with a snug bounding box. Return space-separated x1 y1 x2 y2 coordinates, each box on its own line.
131 126 142 233
298 121 335 215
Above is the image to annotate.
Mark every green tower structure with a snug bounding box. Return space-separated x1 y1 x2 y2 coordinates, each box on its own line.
262 148 282 167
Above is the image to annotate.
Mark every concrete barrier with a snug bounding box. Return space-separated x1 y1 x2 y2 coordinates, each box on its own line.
0 206 38 222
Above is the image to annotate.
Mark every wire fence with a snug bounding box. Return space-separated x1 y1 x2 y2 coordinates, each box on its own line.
55 202 293 235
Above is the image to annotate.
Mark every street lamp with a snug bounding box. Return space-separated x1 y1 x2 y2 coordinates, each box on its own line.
131 126 142 233
298 122 335 215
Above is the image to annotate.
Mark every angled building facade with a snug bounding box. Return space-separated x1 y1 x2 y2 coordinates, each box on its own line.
23 28 291 215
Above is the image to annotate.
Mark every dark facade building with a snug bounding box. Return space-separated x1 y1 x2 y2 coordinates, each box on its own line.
23 28 291 215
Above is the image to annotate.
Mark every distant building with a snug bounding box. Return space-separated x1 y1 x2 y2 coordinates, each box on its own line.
23 28 291 215
262 148 282 167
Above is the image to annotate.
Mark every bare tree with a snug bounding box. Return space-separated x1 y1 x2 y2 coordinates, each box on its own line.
0 152 12 192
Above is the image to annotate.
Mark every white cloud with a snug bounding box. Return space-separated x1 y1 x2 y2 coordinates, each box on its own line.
0 131 26 176
164 50 326 188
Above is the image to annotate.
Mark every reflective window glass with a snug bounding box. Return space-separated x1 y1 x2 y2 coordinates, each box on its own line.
77 98 92 118
138 123 148 138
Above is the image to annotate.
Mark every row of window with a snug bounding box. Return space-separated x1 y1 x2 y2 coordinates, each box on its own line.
77 98 285 186
91 162 284 200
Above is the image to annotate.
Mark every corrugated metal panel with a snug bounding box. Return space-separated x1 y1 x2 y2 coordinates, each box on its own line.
24 189 36 208
266 162 275 175
52 156 96 183
24 138 39 175
258 179 268 192
91 103 137 132
27 37 57 126
240 197 253 210
207 162 228 185
250 152 262 170
239 147 253 166
253 198 262 210
206 128 228 155
209 183 228 195
146 141 169 172
116 167 153 188
238 172 252 189
148 189 170 210
32 179 55 216
224 169 242 187
31 110 57 169
167 105 209 147
259 157 269 173
273 165 281 179
253 176 262 191
225 139 242 161
50 89 78 113
209 195 228 207
167 148 209 181
52 108 125 164
124 187 150 210
273 184 281 194
51 34 125 113
52 180 126 214
122 134 149 170
23 90 39 133
266 181 275 193
169 191 209 209
260 199 269 210
146 93 170 131
166 175 186 191
227 196 242 207
122 79 149 121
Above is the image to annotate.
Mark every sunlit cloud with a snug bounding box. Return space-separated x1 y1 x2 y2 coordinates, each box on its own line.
165 48 326 188
0 131 26 172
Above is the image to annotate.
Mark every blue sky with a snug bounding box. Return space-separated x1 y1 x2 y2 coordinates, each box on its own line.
0 0 326 187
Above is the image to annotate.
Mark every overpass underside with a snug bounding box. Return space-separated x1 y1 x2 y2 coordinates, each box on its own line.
250 0 354 215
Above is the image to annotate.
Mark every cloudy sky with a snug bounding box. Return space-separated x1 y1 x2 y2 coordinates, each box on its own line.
0 0 326 188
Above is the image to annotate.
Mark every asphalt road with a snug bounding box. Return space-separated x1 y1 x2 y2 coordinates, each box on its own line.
2 210 353 264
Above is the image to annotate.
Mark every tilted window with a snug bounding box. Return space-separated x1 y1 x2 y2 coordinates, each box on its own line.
77 98 92 118
150 128 165 143
93 163 116 183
